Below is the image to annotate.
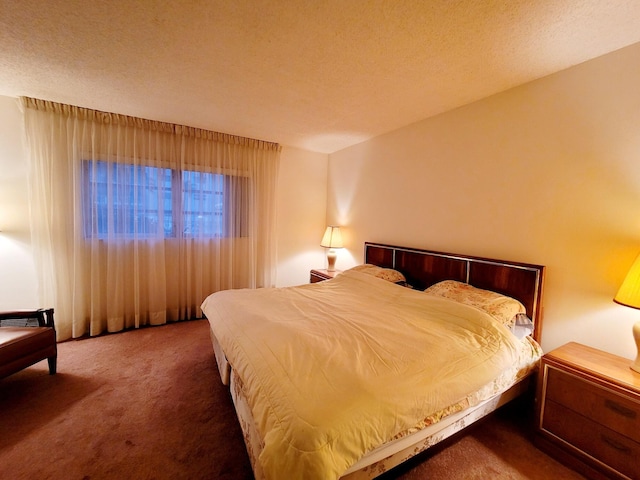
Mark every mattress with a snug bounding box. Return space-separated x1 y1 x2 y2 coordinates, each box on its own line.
201 269 542 480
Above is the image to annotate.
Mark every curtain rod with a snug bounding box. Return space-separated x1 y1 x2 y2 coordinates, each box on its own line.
20 96 282 152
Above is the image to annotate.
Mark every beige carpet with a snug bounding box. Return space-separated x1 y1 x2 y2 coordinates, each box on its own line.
0 319 584 479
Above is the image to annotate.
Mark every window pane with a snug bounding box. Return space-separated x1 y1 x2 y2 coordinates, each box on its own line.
82 161 246 239
83 160 173 238
181 170 224 237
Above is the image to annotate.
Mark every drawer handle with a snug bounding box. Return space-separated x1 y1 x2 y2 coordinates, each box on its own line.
601 434 632 454
605 399 637 419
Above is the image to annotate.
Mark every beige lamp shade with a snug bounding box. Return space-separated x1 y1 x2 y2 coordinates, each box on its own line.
320 226 343 249
320 226 343 271
614 253 640 373
615 253 640 309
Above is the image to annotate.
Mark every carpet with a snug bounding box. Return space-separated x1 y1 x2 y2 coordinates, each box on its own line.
0 319 583 479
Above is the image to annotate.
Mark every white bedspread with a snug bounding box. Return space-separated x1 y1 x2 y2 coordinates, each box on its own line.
201 270 526 480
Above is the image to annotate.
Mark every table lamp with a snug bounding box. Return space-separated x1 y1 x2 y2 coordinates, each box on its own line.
320 226 343 272
614 252 640 373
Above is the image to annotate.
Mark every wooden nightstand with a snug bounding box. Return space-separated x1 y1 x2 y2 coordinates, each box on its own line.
535 342 640 480
309 269 340 283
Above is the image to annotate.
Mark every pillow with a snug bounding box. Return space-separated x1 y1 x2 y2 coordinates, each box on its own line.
348 264 407 285
423 280 526 327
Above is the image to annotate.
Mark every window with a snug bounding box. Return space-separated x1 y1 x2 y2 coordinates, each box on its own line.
82 160 247 239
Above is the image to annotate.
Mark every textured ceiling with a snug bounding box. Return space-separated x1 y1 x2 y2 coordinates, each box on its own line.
1 1 640 153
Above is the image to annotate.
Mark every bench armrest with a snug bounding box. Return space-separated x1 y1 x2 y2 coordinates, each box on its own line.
0 308 55 329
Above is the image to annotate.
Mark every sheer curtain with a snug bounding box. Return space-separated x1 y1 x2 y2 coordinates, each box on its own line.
21 97 280 341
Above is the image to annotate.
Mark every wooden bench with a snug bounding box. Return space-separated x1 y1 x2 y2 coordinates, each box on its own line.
0 309 57 379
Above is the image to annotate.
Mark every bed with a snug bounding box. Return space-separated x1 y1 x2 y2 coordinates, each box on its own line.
201 242 545 480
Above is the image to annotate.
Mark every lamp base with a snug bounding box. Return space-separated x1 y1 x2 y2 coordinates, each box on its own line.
326 249 337 272
632 321 640 373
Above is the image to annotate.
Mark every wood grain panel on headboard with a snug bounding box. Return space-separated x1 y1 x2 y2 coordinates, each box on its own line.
364 242 545 341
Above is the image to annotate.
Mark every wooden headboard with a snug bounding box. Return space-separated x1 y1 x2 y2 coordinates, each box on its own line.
364 242 545 341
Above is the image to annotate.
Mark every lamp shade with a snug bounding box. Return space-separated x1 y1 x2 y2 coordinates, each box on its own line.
320 226 343 249
615 253 640 309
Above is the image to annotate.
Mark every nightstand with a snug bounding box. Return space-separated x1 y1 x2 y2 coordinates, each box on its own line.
535 342 640 480
309 269 340 283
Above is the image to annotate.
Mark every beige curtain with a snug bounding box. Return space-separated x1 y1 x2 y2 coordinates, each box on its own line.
21 97 280 341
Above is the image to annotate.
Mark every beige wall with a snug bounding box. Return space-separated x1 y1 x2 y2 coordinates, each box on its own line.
0 96 327 310
327 42 640 359
4 42 640 359
276 146 328 287
0 96 38 309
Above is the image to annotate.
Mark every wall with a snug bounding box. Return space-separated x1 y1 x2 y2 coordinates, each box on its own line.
0 95 327 311
0 96 38 308
276 146 328 287
327 42 640 359
6 42 640 359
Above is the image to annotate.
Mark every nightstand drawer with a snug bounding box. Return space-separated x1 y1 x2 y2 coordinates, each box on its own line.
546 367 640 442
543 400 640 479
536 343 640 479
546 367 640 443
